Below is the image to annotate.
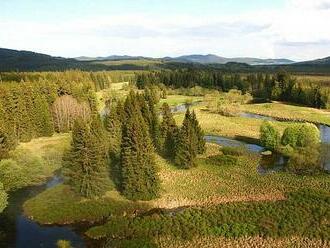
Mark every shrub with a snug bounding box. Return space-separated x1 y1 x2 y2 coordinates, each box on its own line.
0 159 25 191
0 182 8 213
221 146 247 156
297 123 320 147
282 123 320 148
207 155 238 166
287 147 321 174
260 121 280 151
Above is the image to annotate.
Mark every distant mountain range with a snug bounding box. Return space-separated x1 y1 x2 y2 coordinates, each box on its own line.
75 54 295 65
0 48 330 72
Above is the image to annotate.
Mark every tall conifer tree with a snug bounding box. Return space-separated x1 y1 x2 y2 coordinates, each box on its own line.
175 109 198 169
63 118 110 198
191 111 206 154
160 103 178 158
120 93 160 200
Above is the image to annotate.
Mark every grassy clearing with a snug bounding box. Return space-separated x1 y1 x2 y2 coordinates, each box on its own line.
159 95 203 107
173 104 291 142
23 184 149 225
240 102 330 125
96 82 130 111
0 133 70 191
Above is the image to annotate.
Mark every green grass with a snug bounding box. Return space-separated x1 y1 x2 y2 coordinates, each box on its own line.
0 133 70 191
86 189 330 241
174 104 291 142
23 144 330 227
240 102 330 126
159 95 203 107
23 184 149 225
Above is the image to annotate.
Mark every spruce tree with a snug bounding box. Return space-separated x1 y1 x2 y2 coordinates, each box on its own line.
160 103 178 158
175 109 198 169
191 111 206 154
105 104 122 159
0 128 10 160
120 94 160 201
33 93 54 137
63 118 111 198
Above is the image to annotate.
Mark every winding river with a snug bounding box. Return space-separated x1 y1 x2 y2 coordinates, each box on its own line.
0 103 329 248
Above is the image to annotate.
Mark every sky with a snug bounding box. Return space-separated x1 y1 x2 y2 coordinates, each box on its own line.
1 0 330 61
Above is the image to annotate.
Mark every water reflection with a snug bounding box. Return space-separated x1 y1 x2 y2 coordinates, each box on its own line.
0 176 86 248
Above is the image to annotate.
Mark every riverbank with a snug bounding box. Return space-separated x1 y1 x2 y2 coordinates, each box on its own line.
240 102 330 126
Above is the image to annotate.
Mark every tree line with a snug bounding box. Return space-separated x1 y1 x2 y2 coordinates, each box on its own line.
63 89 205 200
136 70 330 109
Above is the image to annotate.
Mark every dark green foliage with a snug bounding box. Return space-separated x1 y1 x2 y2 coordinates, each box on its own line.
33 94 54 137
220 146 247 156
63 119 111 198
160 103 178 158
120 92 160 201
287 147 322 174
0 182 7 213
0 129 11 160
136 70 330 109
260 121 280 151
191 111 206 154
88 189 330 241
105 104 122 159
207 154 238 166
175 109 198 169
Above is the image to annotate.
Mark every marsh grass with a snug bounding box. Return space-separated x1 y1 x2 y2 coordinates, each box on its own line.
0 133 70 191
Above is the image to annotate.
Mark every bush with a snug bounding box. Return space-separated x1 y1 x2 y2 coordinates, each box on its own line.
221 146 247 156
0 182 8 213
207 155 238 166
260 121 280 151
287 147 321 174
281 123 320 148
0 159 25 191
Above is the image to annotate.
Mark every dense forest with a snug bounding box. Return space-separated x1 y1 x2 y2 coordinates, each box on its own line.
136 70 330 109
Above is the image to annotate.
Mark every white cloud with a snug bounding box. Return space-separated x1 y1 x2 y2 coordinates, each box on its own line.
1 0 330 60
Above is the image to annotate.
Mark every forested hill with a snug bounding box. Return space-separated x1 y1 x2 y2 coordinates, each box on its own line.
0 48 112 71
1 47 330 73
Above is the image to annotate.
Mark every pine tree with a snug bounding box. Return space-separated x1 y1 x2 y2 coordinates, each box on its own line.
120 95 160 201
105 104 122 158
33 93 54 137
63 118 111 198
160 103 178 158
191 111 206 154
0 128 10 160
175 109 198 169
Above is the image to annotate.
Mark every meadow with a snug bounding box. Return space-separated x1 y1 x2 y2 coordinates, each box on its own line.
2 78 329 248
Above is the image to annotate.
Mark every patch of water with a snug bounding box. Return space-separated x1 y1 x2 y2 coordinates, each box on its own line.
0 176 86 248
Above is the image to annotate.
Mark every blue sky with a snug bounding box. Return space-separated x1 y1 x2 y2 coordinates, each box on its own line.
1 0 330 60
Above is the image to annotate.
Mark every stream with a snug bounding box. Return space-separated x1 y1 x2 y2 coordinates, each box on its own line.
1 103 329 248
239 112 330 171
0 175 87 248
